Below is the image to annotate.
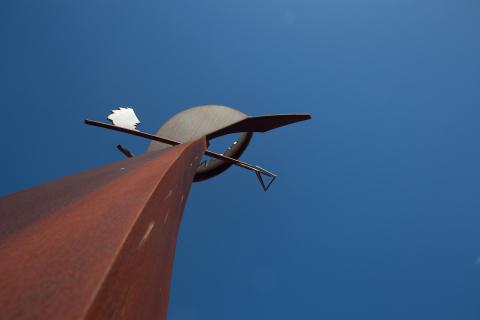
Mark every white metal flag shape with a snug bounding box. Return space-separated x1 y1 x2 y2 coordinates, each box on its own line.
107 107 140 131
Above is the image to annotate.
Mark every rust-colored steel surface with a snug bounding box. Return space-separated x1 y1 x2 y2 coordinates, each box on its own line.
0 138 206 320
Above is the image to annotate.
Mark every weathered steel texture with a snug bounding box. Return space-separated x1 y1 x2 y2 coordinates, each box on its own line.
0 138 206 320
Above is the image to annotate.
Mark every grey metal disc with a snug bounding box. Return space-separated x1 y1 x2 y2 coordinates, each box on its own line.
147 105 253 181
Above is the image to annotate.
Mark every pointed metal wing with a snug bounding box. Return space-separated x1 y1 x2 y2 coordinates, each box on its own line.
206 114 311 139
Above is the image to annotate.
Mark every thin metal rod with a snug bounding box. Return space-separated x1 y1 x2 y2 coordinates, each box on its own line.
203 150 268 174
85 119 181 146
85 119 276 177
116 145 134 158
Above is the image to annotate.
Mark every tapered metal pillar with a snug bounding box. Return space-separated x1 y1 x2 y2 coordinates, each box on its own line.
0 138 206 320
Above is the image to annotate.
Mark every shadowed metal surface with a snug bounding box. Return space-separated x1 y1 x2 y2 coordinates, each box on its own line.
145 106 311 182
206 113 312 139
194 131 252 181
0 139 206 320
147 105 249 152
146 105 253 181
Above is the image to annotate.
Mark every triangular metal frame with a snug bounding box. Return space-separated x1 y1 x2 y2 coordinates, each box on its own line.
255 169 277 192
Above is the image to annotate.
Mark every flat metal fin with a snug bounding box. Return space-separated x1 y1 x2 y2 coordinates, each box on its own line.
207 114 311 139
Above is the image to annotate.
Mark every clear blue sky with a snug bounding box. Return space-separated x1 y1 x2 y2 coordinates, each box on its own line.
1 0 479 319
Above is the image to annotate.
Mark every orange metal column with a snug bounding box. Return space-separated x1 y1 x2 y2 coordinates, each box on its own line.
0 138 206 320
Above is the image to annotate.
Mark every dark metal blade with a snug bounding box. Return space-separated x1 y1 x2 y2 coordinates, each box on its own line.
207 114 312 139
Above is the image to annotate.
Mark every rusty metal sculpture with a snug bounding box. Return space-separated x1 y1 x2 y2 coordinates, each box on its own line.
86 105 311 191
0 105 310 320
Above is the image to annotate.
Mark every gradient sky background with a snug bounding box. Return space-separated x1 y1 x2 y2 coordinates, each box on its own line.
1 0 480 319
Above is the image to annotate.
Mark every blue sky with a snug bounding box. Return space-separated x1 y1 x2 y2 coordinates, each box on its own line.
1 0 480 319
